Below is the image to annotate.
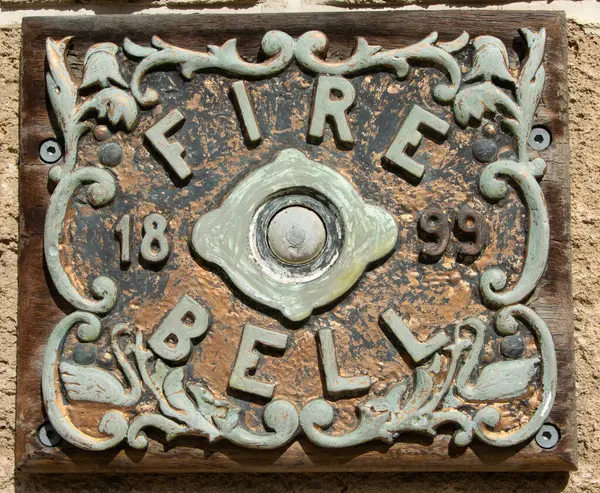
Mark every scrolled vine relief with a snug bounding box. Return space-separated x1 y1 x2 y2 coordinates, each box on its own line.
40 24 559 456
42 311 129 451
301 305 556 449
123 31 296 107
43 301 555 450
478 159 549 308
44 167 118 314
294 30 468 103
454 28 550 308
43 302 300 451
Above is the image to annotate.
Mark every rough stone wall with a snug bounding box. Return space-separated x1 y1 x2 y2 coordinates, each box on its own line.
0 2 599 492
0 24 20 493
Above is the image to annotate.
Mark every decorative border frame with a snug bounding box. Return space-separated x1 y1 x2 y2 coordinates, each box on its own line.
16 12 575 472
40 27 556 451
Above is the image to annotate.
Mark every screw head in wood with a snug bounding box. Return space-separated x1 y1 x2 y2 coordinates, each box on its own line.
535 424 560 449
528 127 552 151
39 139 62 164
38 422 62 447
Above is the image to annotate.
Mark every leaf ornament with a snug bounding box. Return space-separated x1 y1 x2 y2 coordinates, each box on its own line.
516 28 547 164
124 31 295 107
464 36 516 85
454 28 547 165
80 43 129 90
46 37 90 182
45 37 139 181
454 82 521 130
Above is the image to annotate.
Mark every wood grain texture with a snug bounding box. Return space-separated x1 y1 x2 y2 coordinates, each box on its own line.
16 11 575 472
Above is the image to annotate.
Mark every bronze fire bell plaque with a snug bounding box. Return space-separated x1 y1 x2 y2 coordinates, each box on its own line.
16 12 576 471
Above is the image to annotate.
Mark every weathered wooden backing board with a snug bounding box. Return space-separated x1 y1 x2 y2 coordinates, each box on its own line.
16 11 575 472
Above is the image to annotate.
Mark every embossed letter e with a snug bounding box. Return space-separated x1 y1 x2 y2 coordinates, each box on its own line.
384 105 450 184
229 324 289 400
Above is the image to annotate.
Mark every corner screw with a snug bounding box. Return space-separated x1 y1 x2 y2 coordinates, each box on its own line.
528 127 552 151
38 422 61 447
39 139 63 164
535 423 560 449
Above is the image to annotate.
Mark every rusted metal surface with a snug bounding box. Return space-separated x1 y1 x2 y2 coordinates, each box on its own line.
16 12 575 472
63 63 527 424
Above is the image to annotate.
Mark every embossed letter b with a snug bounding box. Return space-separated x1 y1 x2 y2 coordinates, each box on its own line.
148 295 210 363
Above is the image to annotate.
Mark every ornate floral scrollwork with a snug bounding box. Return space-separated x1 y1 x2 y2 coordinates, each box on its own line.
478 159 549 308
218 400 300 449
44 167 118 314
127 414 189 450
124 31 295 107
131 333 299 449
454 28 549 308
295 31 468 104
42 312 129 451
46 38 139 182
60 324 142 406
300 305 556 448
41 26 558 454
43 309 300 451
472 304 556 447
454 29 546 163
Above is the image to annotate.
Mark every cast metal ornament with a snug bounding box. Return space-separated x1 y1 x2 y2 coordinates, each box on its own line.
191 148 398 321
40 28 557 452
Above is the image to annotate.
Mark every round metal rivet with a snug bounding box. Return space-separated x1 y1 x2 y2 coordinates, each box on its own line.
267 206 326 264
501 334 526 359
38 422 62 447
73 343 96 365
93 125 112 141
39 139 63 164
482 123 498 138
535 424 560 449
472 139 498 163
99 142 123 167
528 127 551 151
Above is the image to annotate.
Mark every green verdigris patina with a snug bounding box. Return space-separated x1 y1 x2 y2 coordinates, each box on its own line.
191 148 399 321
38 25 558 455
